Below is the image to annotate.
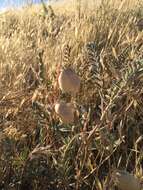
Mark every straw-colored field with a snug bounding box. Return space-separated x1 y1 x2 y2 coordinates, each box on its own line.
0 0 143 189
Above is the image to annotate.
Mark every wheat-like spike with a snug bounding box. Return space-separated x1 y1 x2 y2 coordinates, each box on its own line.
83 42 102 89
122 58 143 86
117 45 131 64
62 44 71 67
105 46 131 73
40 1 55 20
85 42 98 65
24 65 39 89
130 64 143 86
37 49 45 84
48 5 55 19
41 0 49 15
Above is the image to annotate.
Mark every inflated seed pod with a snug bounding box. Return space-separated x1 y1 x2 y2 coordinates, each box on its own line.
137 18 143 31
112 169 140 190
55 101 75 124
58 67 80 95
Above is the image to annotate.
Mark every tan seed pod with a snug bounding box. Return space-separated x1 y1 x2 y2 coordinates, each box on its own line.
58 68 80 95
55 101 75 124
112 169 140 190
137 18 143 31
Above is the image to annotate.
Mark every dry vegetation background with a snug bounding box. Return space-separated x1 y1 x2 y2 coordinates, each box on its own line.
0 0 143 189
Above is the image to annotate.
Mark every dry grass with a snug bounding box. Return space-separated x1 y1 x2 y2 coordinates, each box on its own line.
0 0 143 189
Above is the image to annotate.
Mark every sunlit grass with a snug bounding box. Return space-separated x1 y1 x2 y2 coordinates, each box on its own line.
0 0 143 189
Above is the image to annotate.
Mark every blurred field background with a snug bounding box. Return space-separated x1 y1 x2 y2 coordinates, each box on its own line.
0 0 143 189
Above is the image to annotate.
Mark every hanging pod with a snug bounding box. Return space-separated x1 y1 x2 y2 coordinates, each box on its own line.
55 101 75 124
58 67 80 96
